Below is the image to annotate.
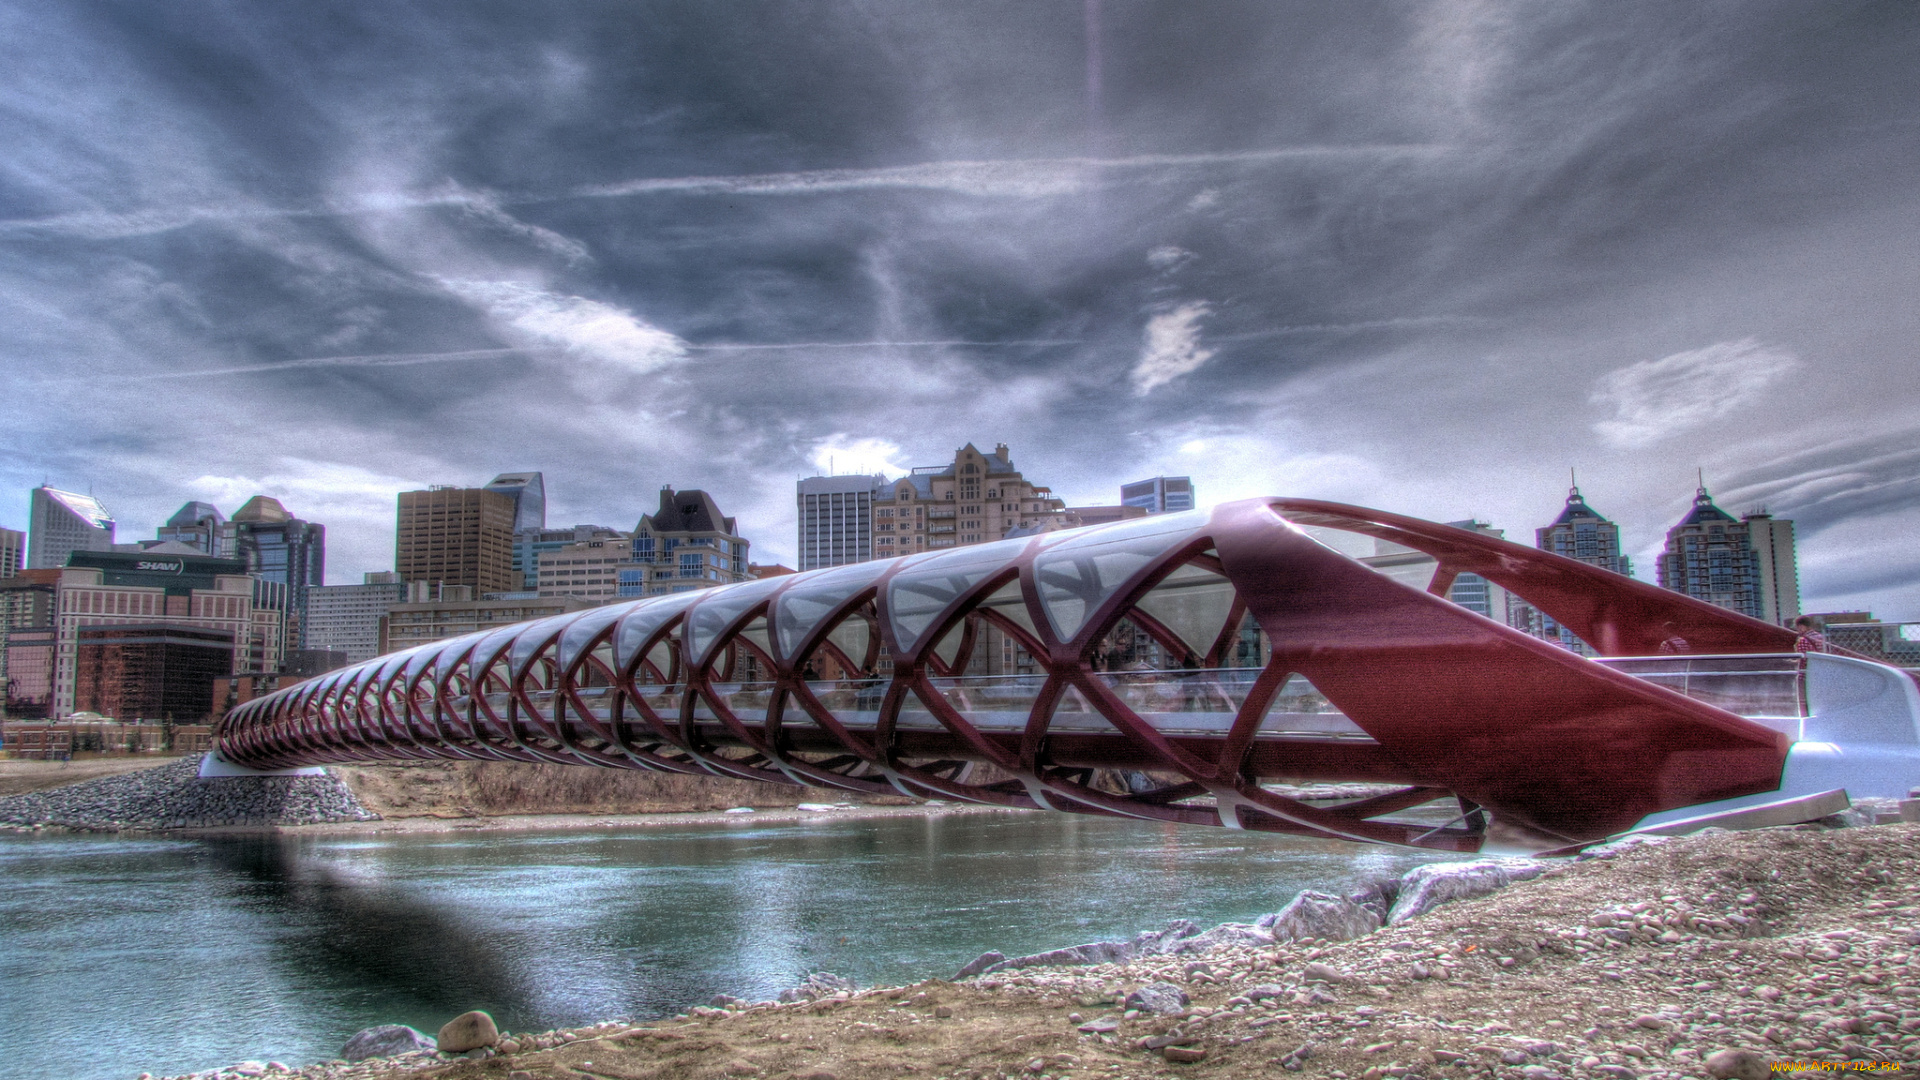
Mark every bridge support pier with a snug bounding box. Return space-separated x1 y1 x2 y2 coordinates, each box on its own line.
197 751 329 779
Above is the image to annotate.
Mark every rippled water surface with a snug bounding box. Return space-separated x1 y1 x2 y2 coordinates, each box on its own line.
0 811 1453 1080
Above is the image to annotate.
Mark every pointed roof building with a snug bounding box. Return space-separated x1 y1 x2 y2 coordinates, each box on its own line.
626 487 752 596
232 495 294 524
27 486 116 570
1536 482 1632 578
1658 481 1767 621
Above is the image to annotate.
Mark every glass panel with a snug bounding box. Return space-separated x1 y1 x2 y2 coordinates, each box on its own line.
613 592 706 671
692 682 778 722
774 561 890 659
373 650 412 683
1131 561 1235 660
630 684 685 716
1255 673 1370 738
686 576 789 668
641 640 676 681
825 614 872 673
1033 512 1205 642
914 674 1049 732
1359 539 1439 593
1044 681 1123 733
736 617 773 660
860 670 1367 740
426 632 483 681
556 601 636 670
929 621 965 669
975 578 1037 639
466 624 526 684
509 611 583 679
310 670 350 704
795 674 887 729
1595 654 1804 719
886 544 1015 653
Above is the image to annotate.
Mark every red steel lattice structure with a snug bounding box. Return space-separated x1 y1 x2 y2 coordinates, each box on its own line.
218 499 1803 853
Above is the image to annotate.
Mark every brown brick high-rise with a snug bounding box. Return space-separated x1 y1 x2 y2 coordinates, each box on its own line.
396 487 517 595
74 624 233 722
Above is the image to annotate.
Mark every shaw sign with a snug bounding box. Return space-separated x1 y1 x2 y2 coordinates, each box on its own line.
133 560 184 573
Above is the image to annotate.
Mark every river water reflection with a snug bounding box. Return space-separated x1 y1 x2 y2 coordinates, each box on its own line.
0 811 1452 1080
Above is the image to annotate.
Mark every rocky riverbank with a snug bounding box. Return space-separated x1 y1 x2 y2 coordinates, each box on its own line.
140 819 1920 1080
0 756 376 830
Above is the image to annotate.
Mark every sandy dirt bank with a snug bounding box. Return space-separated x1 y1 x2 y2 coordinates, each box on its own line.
0 755 182 797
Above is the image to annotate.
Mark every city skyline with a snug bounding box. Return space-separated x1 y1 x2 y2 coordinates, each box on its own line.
2 5 1916 618
0 467 1876 616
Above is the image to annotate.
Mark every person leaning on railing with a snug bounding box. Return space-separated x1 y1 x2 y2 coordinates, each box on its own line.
1792 615 1829 654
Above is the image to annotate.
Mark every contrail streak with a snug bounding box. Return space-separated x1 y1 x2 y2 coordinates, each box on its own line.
0 145 1449 239
111 338 1086 381
574 146 1448 202
126 348 540 380
1211 316 1490 341
685 339 1082 351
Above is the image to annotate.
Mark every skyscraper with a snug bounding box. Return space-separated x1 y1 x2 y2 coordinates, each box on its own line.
1120 476 1195 514
796 474 888 570
485 471 547 533
1657 482 1796 622
156 501 226 554
1518 484 1632 652
223 496 326 648
1743 511 1801 625
27 486 115 570
0 526 22 578
1535 483 1632 577
396 486 518 596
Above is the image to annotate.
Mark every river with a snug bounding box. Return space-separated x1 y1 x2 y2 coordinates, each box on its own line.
0 811 1452 1080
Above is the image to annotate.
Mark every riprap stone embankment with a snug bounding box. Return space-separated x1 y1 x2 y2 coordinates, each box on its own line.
0 755 376 831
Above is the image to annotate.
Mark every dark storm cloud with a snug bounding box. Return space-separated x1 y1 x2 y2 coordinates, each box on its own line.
2 1 1918 615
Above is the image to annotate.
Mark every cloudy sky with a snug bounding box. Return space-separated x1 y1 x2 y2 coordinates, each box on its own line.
3 2 1917 617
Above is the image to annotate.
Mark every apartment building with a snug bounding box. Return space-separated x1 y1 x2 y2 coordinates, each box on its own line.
870 443 1068 558
617 488 753 598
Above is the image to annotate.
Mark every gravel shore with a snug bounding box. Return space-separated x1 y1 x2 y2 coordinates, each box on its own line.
140 820 1920 1080
0 755 376 830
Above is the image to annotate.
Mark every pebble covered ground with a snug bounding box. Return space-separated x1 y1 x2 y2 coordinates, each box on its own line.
0 755 376 830
138 820 1919 1080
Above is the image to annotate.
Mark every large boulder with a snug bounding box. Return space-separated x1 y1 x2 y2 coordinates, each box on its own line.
1123 981 1190 1016
436 1011 500 1054
1165 922 1275 955
1130 919 1203 955
957 919 1226 978
777 971 855 1002
345 1014 439 1060
1346 879 1400 923
954 951 1007 979
1388 860 1544 923
341 1024 436 1062
995 940 1137 971
1258 890 1381 942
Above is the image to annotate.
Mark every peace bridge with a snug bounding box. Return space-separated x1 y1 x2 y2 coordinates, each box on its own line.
214 499 1920 855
